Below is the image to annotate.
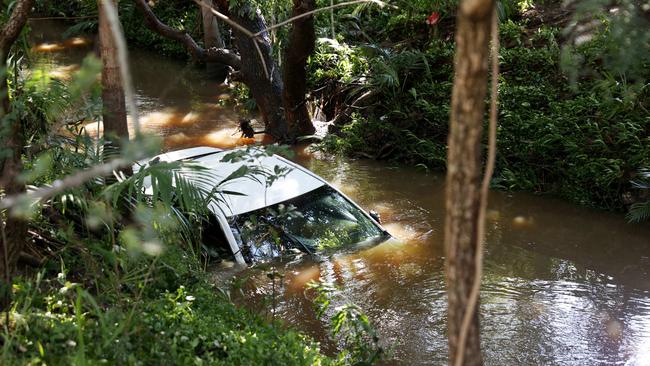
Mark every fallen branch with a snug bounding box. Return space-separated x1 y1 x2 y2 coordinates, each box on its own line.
0 157 132 211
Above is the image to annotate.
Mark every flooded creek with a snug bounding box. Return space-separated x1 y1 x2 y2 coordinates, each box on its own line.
30 20 650 365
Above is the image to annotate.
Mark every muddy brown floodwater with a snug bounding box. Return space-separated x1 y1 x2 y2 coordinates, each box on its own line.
31 20 650 365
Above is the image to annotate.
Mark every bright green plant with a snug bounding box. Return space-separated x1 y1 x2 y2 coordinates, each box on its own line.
308 280 384 365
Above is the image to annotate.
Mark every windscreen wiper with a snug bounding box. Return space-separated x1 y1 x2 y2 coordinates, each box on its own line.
284 232 315 256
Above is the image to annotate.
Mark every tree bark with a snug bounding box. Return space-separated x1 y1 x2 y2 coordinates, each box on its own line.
0 0 33 305
228 5 287 140
99 0 129 146
135 0 318 142
282 0 316 139
134 0 287 140
444 0 494 364
201 0 229 82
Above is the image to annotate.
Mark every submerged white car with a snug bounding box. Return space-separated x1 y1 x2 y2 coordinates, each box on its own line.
140 146 390 264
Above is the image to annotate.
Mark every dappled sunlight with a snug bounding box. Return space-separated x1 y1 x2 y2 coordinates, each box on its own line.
357 239 410 264
199 128 263 149
285 264 321 294
63 37 91 48
139 109 181 128
180 111 200 124
165 132 194 147
382 222 421 242
32 37 92 53
328 257 369 284
371 201 396 222
356 238 428 266
32 42 65 52
512 215 535 228
82 107 261 150
80 120 102 137
329 182 358 197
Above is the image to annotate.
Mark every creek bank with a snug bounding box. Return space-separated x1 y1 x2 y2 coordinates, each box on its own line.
33 1 650 212
308 3 649 212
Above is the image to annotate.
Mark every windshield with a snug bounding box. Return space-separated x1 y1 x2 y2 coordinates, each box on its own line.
230 186 385 263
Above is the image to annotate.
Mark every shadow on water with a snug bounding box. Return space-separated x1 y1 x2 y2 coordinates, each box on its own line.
29 19 650 366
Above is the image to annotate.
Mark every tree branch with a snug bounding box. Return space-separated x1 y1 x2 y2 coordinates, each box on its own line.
0 157 133 211
193 0 269 80
255 0 387 37
133 0 241 69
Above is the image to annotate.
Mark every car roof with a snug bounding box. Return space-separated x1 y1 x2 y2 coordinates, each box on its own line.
139 146 326 217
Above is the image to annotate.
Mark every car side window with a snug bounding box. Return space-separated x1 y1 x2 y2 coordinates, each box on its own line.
201 215 233 261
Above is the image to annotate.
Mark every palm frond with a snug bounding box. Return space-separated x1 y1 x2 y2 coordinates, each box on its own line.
627 168 650 223
626 201 650 223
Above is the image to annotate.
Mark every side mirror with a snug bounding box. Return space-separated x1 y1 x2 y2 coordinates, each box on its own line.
369 210 382 224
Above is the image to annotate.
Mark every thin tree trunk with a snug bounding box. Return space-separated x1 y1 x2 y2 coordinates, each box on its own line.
0 0 33 307
283 0 316 139
99 0 129 147
201 0 229 82
444 0 495 364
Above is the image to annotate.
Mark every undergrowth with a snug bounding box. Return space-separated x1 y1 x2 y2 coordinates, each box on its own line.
3 246 331 365
310 5 650 212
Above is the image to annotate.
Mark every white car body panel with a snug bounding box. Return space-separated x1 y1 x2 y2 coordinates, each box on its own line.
139 146 386 264
196 152 326 217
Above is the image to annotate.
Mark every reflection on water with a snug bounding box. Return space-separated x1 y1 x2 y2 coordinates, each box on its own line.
232 158 650 365
30 19 650 366
29 19 266 151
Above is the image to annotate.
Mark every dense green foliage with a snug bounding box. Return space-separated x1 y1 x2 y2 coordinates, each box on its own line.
308 1 649 211
1 118 328 365
3 137 379 364
5 247 330 365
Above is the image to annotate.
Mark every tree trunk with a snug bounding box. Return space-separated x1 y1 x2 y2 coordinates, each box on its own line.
137 0 318 142
201 0 229 82
444 0 494 364
282 0 316 139
228 5 287 140
0 0 33 307
98 0 129 146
